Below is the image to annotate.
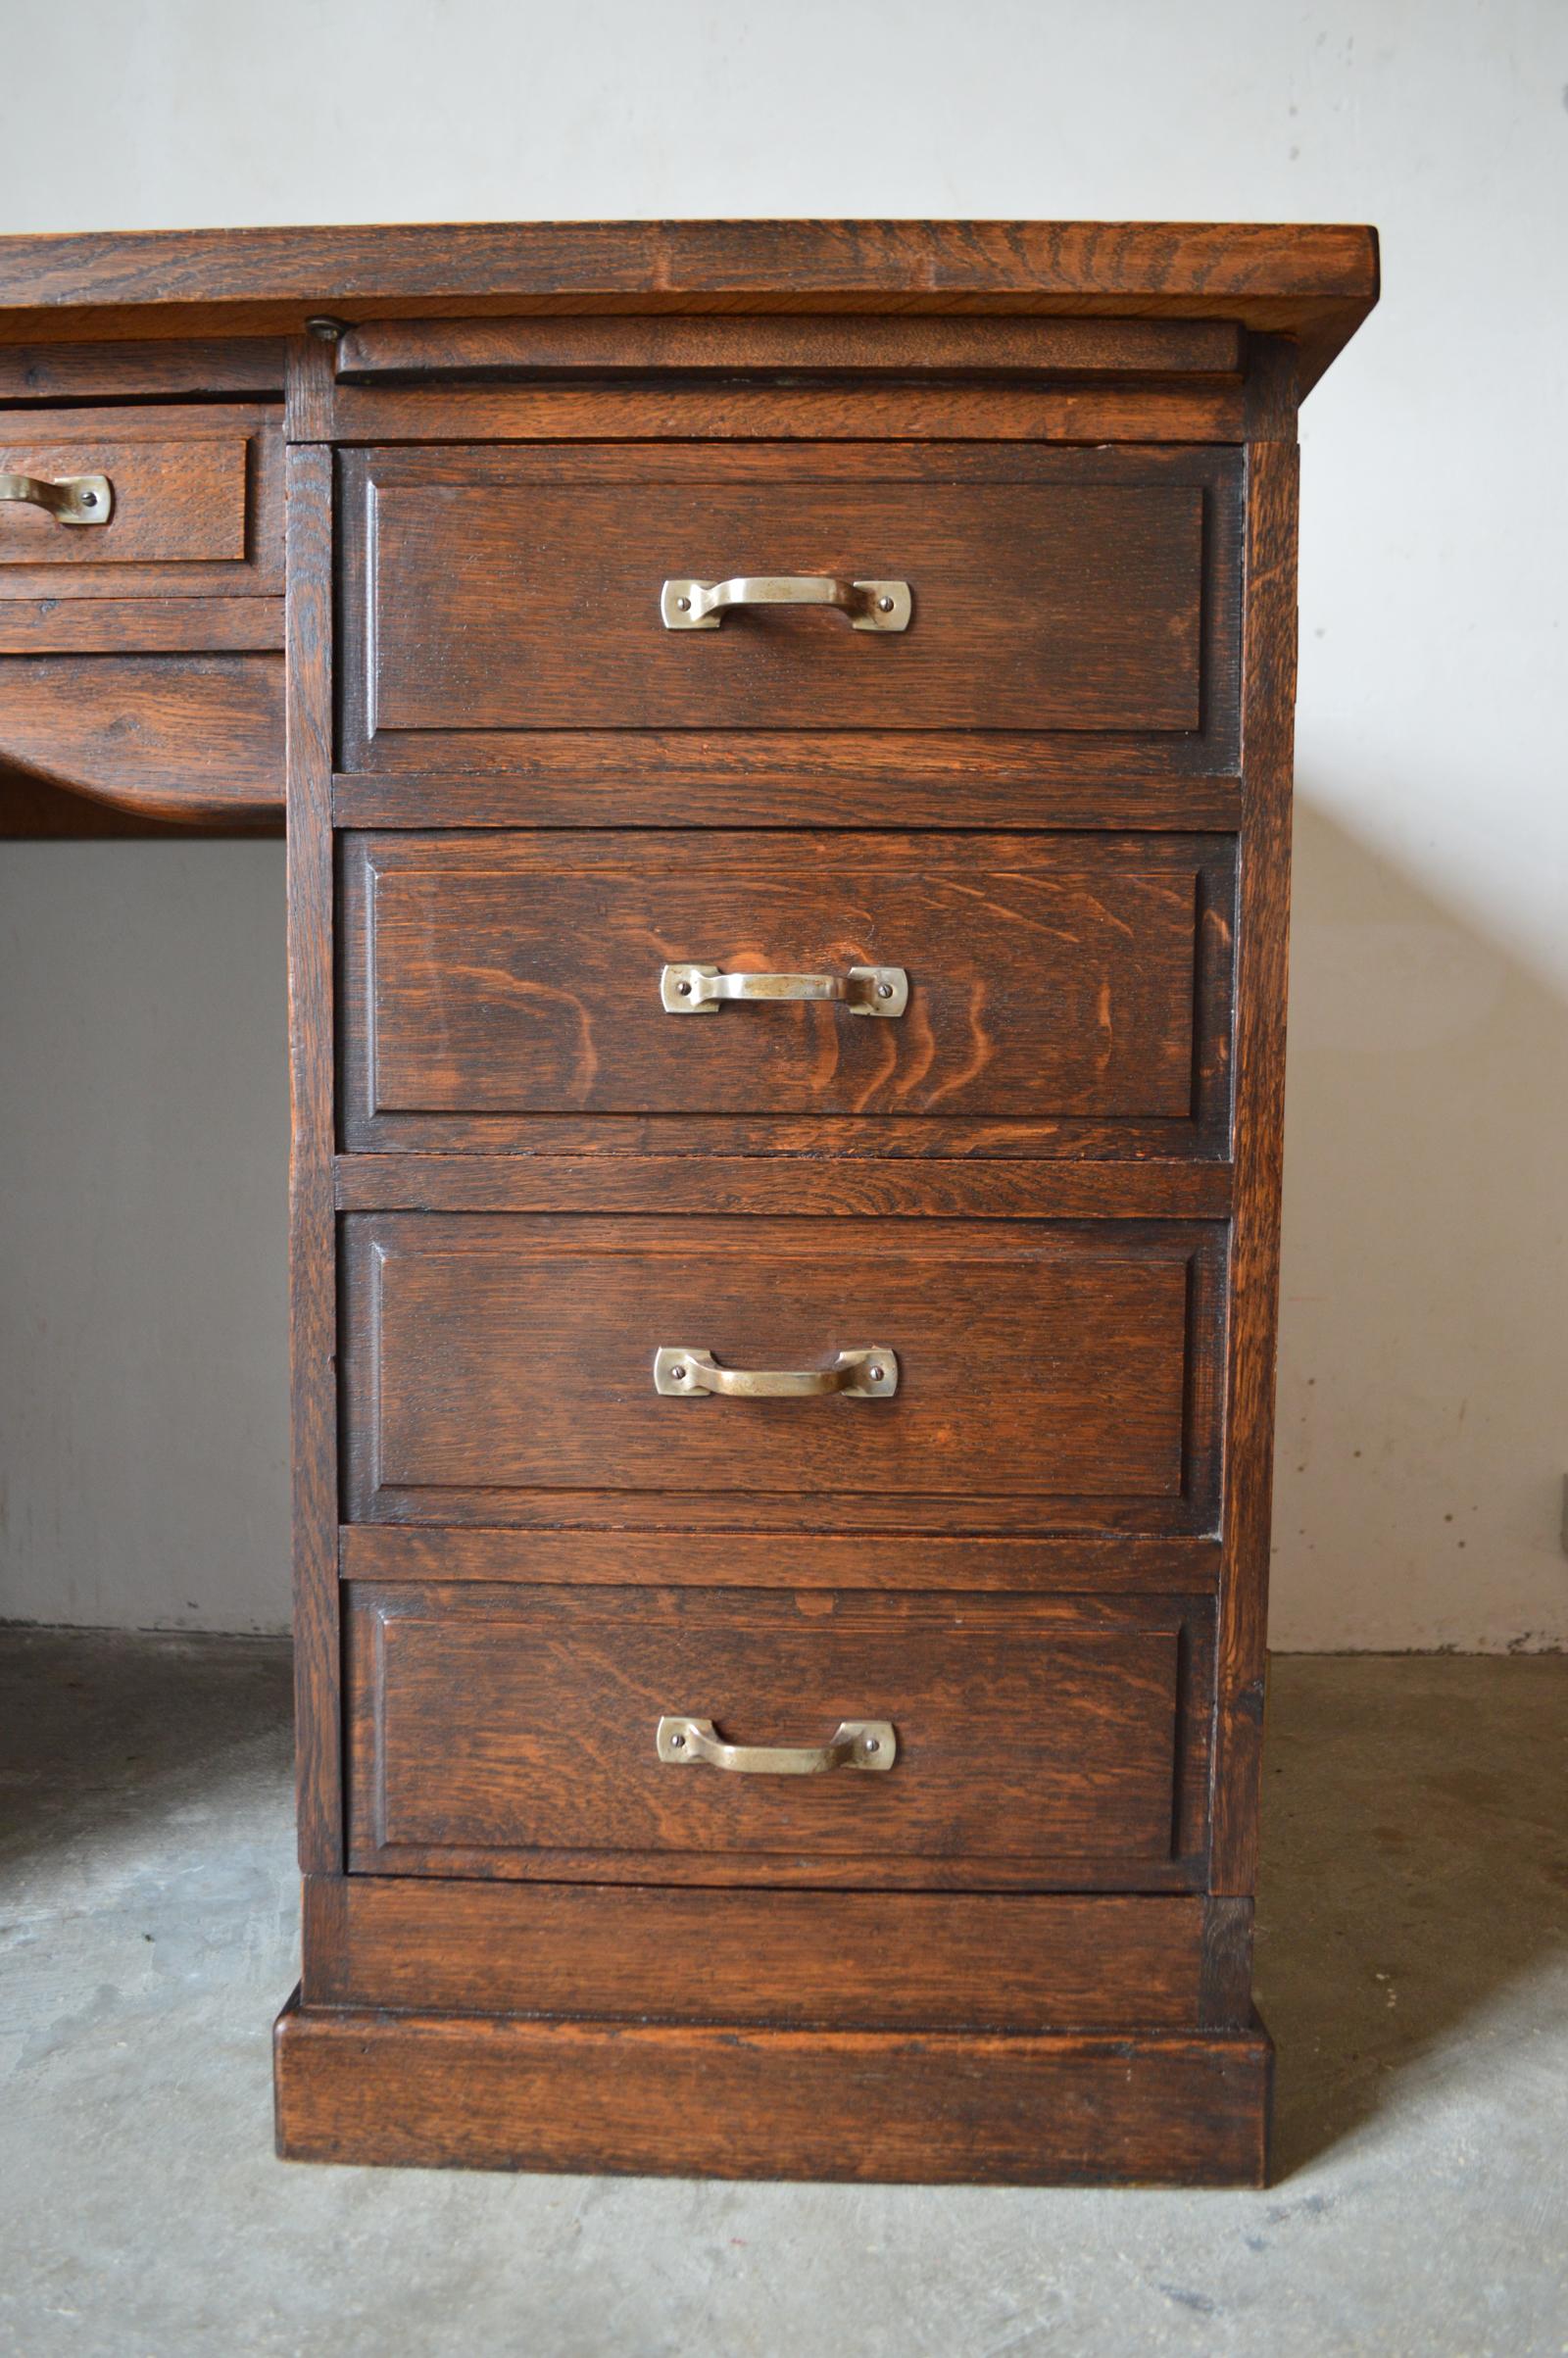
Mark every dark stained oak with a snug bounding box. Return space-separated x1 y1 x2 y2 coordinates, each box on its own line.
344 441 1234 753
338 829 1234 1152
339 1214 1225 1531
318 375 1251 449
0 337 285 401
303 1877 1221 2031
331 749 1244 834
0 430 244 567
1211 358 1301 1892
344 1585 1196 1882
331 1154 1234 1217
0 403 281 600
0 598 283 655
0 215 1377 394
284 440 341 1875
0 654 282 823
335 312 1247 380
0 398 285 826
0 217 1375 2183
0 761 280 839
273 1998 1273 2185
336 1524 1224 1595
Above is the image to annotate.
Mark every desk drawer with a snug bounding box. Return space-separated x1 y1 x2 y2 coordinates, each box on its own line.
345 1584 1204 1885
0 404 281 597
339 442 1239 768
340 829 1234 1154
341 1213 1224 1534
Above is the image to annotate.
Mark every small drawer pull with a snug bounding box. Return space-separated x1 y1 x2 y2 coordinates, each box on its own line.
661 574 911 631
661 962 907 1017
656 1715 897 1775
0 471 113 527
654 1347 898 1400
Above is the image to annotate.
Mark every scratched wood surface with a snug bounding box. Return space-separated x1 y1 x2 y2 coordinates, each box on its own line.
272 2000 1272 2184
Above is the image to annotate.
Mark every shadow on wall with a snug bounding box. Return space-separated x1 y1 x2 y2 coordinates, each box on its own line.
1270 792 1568 1653
1257 1654 1568 2178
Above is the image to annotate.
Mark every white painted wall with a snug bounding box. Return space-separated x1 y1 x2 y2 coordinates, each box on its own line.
1 0 1564 1645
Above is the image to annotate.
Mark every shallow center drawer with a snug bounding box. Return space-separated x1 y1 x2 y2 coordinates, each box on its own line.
341 1213 1223 1534
0 403 281 594
339 442 1239 764
339 829 1234 1151
345 1584 1204 1884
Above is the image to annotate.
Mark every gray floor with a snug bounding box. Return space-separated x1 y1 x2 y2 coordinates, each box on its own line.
0 1637 1564 2358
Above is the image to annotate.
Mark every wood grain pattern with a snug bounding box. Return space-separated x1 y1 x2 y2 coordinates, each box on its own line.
0 337 286 400
0 598 283 654
336 313 1247 379
1210 355 1300 1891
303 1876 1216 2030
1200 1895 1256 2029
0 761 280 839
0 434 245 567
0 403 281 599
332 1155 1234 1219
332 751 1242 835
339 1214 1224 1529
338 829 1234 1149
1 221 1374 2187
0 654 282 821
337 1524 1224 1594
0 215 1375 396
323 376 1251 448
273 1996 1274 2185
284 438 340 1874
349 443 1221 745
337 442 1241 792
344 1585 1196 1880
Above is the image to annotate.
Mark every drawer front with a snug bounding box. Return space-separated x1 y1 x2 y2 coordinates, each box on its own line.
0 404 282 596
340 830 1235 1154
339 443 1241 769
341 1214 1224 1533
345 1584 1210 1885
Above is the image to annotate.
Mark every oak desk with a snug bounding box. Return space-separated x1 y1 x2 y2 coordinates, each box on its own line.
0 220 1378 2184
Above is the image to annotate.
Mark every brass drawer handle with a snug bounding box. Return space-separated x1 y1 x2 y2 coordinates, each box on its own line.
661 574 911 632
0 471 113 527
657 1715 897 1775
662 962 907 1017
654 1347 898 1400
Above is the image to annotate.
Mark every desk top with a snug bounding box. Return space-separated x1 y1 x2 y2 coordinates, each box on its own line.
0 219 1378 390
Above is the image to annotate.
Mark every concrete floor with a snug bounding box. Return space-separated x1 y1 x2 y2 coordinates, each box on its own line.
0 1637 1564 2358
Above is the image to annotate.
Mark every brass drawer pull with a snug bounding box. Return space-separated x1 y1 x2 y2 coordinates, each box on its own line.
661 574 911 632
0 471 113 526
654 1347 898 1400
662 962 907 1017
657 1715 897 1775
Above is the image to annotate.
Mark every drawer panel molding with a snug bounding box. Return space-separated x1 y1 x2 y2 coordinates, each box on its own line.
344 1583 1210 1885
339 442 1242 777
340 1213 1225 1532
339 829 1236 1155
